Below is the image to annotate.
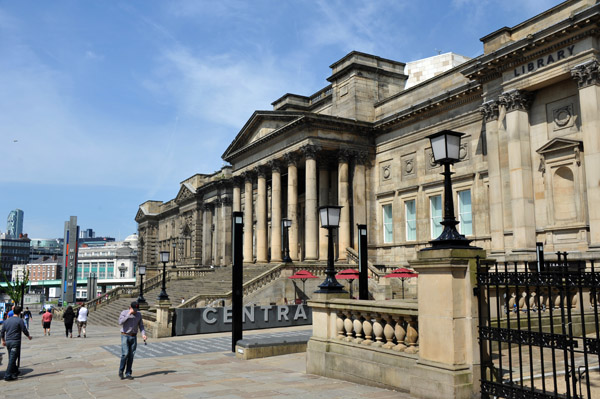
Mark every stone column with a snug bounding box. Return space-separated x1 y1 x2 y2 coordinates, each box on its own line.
353 151 368 249
255 166 268 263
202 203 213 265
572 60 600 249
318 159 330 261
410 248 487 398
221 196 232 265
499 89 536 252
338 149 351 260
480 100 505 254
214 198 222 266
269 160 283 262
284 152 299 261
303 145 319 260
232 176 242 212
243 172 254 263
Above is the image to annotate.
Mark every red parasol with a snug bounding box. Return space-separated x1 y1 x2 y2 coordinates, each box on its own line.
383 268 418 299
335 268 360 279
289 270 318 303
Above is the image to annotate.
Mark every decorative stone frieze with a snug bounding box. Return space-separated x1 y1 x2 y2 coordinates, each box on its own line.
571 60 600 89
499 89 534 112
479 99 500 121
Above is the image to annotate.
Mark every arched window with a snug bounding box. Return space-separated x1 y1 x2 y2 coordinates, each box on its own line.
553 166 576 221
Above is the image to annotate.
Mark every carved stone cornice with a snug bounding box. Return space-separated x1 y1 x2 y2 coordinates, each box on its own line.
267 159 283 173
338 148 352 163
499 90 534 113
571 60 600 89
283 152 299 167
301 144 320 160
479 100 500 122
254 165 268 179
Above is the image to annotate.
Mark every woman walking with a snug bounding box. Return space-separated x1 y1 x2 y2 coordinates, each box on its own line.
63 306 75 338
41 309 53 336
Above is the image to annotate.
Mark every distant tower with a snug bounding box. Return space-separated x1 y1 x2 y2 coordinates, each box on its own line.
6 209 24 238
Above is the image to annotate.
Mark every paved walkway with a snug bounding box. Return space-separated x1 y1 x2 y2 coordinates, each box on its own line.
0 323 409 398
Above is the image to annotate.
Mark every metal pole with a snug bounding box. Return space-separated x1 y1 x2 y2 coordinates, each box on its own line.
315 227 346 293
232 211 244 352
357 224 368 300
157 262 169 301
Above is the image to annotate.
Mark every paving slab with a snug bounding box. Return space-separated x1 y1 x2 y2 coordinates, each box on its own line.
0 323 414 398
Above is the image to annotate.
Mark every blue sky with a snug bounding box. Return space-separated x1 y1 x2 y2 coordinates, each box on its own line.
0 0 559 239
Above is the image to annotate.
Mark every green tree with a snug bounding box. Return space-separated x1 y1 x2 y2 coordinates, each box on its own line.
1 269 30 305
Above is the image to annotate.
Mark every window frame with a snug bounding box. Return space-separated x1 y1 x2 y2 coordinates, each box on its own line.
382 203 394 244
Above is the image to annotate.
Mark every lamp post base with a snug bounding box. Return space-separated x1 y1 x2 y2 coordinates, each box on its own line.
157 291 169 301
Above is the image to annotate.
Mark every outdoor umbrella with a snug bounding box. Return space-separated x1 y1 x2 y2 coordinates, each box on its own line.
383 268 418 299
335 269 360 298
288 270 318 303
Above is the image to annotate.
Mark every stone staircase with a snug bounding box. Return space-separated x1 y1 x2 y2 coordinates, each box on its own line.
87 264 274 327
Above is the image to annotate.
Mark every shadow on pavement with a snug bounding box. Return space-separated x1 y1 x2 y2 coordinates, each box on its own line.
136 370 177 378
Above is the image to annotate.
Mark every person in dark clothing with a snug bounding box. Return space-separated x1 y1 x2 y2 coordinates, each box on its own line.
1 306 32 381
23 307 32 330
63 306 75 338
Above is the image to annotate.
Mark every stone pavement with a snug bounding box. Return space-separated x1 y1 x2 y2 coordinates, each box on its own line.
0 323 411 398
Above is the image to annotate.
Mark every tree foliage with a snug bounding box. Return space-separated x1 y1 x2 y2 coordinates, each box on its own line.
1 269 30 305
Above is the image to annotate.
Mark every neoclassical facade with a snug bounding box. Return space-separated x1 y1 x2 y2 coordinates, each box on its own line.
138 0 600 269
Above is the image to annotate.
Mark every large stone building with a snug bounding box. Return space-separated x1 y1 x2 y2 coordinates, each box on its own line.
137 0 600 272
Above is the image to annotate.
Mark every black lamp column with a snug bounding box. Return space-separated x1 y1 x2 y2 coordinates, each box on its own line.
282 218 292 263
315 206 346 294
157 251 170 301
357 224 369 300
137 264 147 307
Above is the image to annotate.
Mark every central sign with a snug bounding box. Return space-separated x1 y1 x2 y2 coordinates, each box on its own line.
174 304 312 336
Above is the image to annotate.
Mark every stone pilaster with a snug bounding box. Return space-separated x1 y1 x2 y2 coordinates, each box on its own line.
214 198 222 266
480 100 504 254
353 151 368 249
499 89 536 252
303 144 320 260
269 160 283 262
572 60 600 248
338 149 351 260
202 203 214 265
284 152 299 261
221 196 232 265
318 159 330 261
243 171 254 263
232 176 242 212
255 165 268 263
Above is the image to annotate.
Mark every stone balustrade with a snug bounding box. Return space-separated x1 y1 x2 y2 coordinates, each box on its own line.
309 298 419 354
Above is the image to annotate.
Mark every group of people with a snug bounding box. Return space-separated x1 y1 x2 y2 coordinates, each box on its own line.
1 301 146 381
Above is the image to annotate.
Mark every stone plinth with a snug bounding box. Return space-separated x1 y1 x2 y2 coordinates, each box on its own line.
155 299 172 338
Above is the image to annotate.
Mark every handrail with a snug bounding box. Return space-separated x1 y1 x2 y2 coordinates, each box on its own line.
346 247 384 282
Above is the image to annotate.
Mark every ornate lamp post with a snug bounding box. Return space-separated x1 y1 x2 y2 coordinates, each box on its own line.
282 218 292 263
137 264 147 308
157 251 170 301
425 130 477 249
315 205 346 293
171 241 177 268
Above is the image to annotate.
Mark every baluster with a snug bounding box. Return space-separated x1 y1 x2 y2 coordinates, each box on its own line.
570 291 578 308
361 313 373 345
372 314 384 347
518 289 526 312
336 312 345 340
393 316 407 352
382 315 395 349
352 312 364 344
343 311 354 342
404 317 419 354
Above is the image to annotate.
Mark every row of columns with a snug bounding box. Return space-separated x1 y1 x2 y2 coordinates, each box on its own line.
481 59 600 252
233 145 368 263
201 197 233 266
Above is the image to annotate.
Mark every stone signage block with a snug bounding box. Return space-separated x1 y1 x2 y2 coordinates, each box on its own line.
174 304 312 336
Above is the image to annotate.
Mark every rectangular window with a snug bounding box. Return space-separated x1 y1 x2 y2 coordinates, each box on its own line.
382 204 393 244
458 189 473 236
430 195 443 239
405 200 416 241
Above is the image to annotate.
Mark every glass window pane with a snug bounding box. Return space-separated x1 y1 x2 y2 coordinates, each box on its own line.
405 200 416 241
430 195 443 238
383 204 393 244
458 190 473 236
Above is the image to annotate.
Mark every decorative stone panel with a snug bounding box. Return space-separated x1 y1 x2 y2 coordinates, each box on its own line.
401 153 416 180
380 160 393 183
546 96 579 138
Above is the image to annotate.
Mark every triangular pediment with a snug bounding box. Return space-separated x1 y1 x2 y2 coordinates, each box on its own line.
175 183 196 204
537 137 582 155
222 111 304 161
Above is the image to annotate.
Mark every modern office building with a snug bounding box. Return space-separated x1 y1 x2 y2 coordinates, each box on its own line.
137 0 600 272
0 236 31 280
6 209 24 239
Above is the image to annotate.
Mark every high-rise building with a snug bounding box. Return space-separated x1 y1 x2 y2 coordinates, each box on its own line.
0 236 30 279
6 209 24 238
80 228 95 239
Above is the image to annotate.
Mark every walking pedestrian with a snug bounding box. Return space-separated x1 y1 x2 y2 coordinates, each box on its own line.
63 306 75 338
77 303 88 338
1 306 32 381
41 309 53 336
118 301 146 380
23 307 32 330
